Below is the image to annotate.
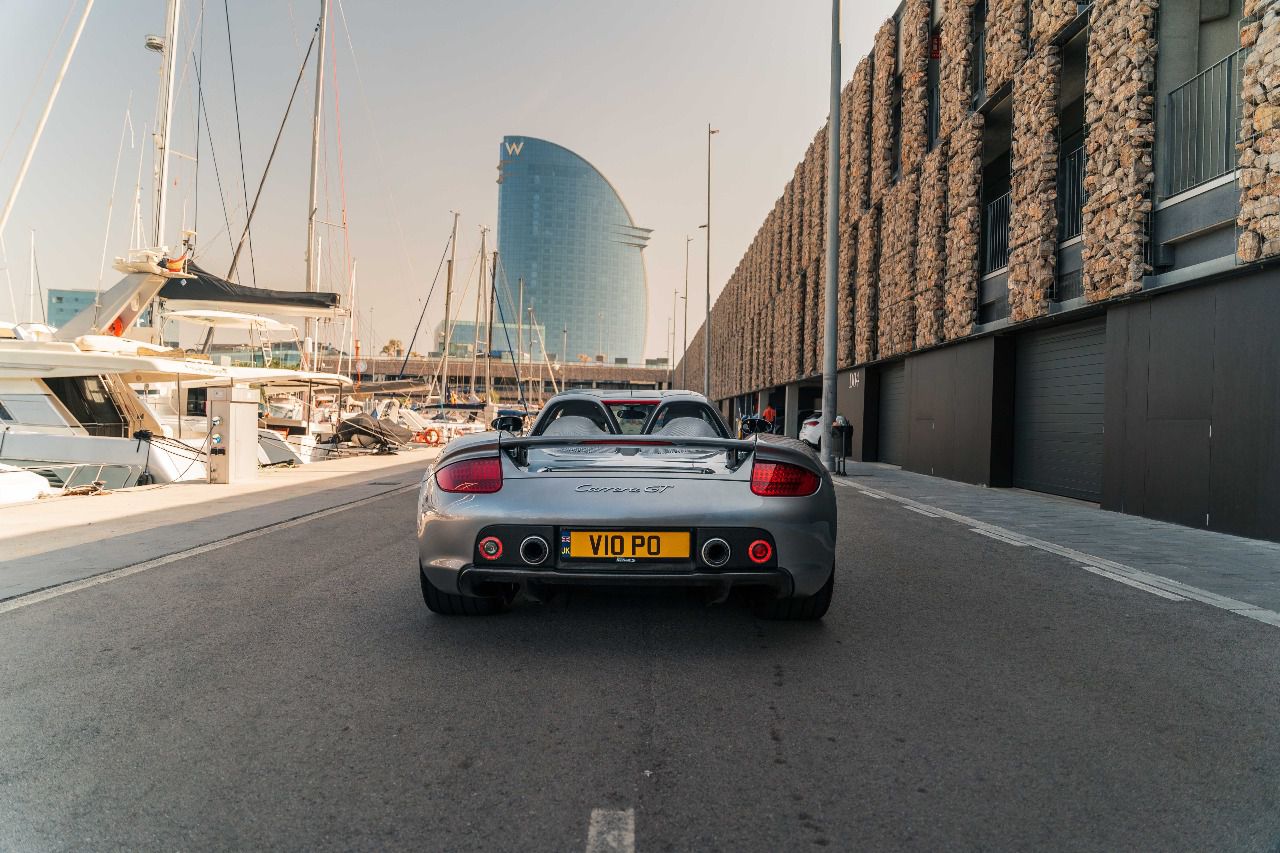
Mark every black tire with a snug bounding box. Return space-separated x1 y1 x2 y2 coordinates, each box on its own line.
754 567 834 621
420 567 509 615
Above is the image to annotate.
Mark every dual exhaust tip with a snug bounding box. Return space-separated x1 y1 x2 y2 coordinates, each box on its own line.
519 536 550 566
701 538 731 568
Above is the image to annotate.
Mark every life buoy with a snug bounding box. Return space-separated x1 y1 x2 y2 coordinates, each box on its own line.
107 316 124 337
424 428 441 446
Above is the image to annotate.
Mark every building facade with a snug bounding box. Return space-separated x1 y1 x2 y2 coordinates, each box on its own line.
496 136 651 365
47 289 97 328
678 0 1280 541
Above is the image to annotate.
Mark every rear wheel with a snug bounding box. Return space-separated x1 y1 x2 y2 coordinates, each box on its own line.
420 567 509 615
754 567 834 621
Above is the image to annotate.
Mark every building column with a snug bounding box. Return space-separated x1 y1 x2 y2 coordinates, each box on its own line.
784 383 801 438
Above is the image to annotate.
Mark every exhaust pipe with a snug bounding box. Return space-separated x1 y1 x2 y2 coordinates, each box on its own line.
701 537 731 568
519 535 550 566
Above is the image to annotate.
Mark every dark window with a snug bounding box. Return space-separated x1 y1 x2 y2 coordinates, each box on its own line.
44 376 128 438
186 386 208 417
0 401 11 421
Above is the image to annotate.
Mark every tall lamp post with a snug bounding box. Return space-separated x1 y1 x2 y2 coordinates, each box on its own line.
681 234 691 388
703 125 718 399
819 0 841 471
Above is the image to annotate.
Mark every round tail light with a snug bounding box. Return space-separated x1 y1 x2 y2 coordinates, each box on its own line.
747 539 773 564
478 536 503 560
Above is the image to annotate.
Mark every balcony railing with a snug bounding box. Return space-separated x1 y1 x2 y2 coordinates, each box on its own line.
1057 144 1085 242
982 191 1011 274
1163 49 1244 198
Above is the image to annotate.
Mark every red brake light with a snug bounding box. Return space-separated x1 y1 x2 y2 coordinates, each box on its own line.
804 420 820 427
582 438 672 446
751 459 820 497
435 457 503 493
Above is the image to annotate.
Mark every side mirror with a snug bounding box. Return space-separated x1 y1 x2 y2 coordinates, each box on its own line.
739 417 771 436
491 414 524 433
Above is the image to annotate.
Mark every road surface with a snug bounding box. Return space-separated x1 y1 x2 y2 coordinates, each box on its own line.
2 481 1278 851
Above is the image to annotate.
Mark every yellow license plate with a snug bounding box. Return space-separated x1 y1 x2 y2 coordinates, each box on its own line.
567 531 690 560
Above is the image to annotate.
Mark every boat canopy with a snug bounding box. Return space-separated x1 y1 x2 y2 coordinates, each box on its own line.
0 340 232 383
159 263 343 318
164 309 296 332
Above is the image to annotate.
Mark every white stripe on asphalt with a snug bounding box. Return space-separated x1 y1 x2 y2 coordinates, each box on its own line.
856 490 884 499
969 527 1028 547
585 808 635 853
834 478 1280 627
1078 565 1187 602
0 483 418 615
903 506 940 518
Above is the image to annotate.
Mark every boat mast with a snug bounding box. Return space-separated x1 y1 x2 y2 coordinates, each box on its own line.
304 0 329 356
440 211 459 403
485 250 497 405
0 0 96 243
151 0 181 250
516 276 524 403
470 228 487 397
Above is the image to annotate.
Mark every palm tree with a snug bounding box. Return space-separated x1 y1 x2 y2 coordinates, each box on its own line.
380 338 404 357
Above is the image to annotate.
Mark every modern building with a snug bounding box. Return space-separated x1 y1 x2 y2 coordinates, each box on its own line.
46 289 97 328
678 0 1280 542
495 136 651 365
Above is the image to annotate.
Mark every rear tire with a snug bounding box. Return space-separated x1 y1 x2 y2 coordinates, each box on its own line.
420 567 509 615
754 567 833 621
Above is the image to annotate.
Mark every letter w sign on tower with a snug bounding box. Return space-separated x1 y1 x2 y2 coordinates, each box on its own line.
505 140 524 156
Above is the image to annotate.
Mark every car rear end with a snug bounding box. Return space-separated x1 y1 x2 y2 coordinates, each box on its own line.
416 434 836 614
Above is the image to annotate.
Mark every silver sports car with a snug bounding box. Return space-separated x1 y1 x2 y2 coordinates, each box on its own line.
415 390 836 619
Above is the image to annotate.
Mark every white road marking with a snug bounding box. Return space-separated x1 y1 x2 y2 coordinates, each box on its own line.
903 506 940 518
1078 565 1187 602
0 483 418 615
586 808 635 853
969 527 1028 547
833 478 1280 627
856 490 884 499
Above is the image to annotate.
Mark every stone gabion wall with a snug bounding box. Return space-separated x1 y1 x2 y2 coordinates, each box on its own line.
855 209 881 364
1007 44 1061 323
850 58 874 214
939 0 977 140
899 0 934 176
677 0 1255 404
1237 0 1280 262
944 113 984 340
878 174 921 358
984 0 1029 94
915 144 949 348
870 20 899 205
1080 0 1157 301
1029 0 1079 46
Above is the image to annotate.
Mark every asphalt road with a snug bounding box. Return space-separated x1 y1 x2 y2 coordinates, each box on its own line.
2 482 1279 852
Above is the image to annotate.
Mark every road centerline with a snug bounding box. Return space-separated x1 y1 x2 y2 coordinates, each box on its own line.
585 808 635 853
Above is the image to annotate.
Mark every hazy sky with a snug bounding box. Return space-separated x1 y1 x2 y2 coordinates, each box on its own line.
0 0 899 357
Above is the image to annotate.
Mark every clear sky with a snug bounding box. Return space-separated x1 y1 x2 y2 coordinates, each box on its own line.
0 0 899 357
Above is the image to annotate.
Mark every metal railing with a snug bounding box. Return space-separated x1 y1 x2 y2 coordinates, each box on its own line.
1052 269 1084 302
982 191 1011 274
1057 144 1085 242
1164 49 1244 198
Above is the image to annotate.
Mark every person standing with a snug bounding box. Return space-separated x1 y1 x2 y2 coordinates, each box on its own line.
762 403 777 432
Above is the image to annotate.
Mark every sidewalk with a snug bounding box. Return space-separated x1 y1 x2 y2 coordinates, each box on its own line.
836 462 1280 615
0 449 438 601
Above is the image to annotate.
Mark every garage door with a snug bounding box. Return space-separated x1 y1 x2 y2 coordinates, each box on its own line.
878 362 907 465
1013 319 1106 501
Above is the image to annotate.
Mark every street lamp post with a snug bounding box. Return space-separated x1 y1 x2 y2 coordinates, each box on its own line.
704 125 718 399
682 234 691 389
820 0 841 472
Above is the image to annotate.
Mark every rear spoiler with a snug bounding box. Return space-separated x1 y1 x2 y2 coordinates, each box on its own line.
437 433 826 476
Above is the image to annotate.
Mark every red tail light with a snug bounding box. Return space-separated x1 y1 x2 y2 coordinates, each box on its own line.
435 457 503 493
747 539 773 564
804 419 820 427
751 459 820 497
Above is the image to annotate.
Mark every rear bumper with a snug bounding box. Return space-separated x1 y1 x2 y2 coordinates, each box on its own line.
457 565 793 598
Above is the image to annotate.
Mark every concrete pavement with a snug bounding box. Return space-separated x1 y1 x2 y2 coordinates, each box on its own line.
1 481 1277 851
0 449 437 601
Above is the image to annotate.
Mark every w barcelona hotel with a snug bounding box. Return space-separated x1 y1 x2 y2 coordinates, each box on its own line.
496 136 651 366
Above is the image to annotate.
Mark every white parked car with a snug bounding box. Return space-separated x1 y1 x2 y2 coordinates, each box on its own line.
798 411 823 448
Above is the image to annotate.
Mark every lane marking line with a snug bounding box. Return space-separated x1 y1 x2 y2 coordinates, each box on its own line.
1078 565 1187 602
856 490 884 499
969 527 1028 547
586 808 635 853
903 506 940 518
0 483 418 615
833 478 1280 626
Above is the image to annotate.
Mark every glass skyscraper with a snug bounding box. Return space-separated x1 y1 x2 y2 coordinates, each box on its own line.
496 136 650 364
